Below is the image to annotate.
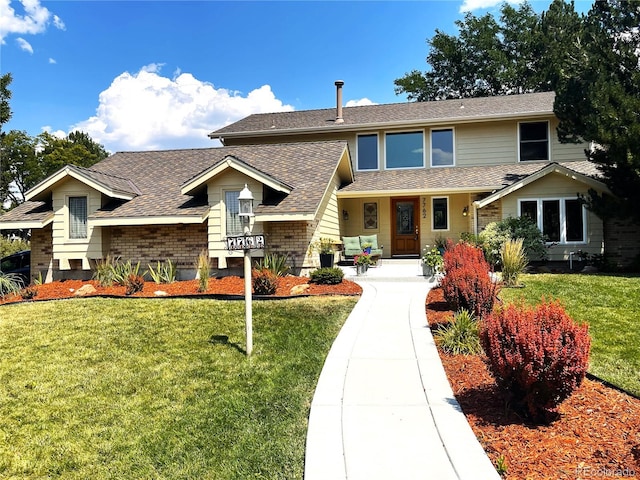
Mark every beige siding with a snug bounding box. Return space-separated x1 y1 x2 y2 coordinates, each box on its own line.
305 173 343 267
500 173 604 260
51 178 103 270
455 121 515 167
338 197 391 257
549 118 587 162
419 193 473 248
206 170 265 269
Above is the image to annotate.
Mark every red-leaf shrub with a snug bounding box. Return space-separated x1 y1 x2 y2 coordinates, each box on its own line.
252 268 279 295
440 241 499 318
480 300 591 423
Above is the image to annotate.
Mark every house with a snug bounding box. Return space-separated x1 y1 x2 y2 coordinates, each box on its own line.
0 82 627 282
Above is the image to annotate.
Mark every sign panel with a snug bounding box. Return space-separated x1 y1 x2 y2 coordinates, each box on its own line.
225 234 266 251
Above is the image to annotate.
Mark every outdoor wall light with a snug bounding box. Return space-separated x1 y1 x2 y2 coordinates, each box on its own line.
342 209 349 221
462 206 469 217
238 184 254 220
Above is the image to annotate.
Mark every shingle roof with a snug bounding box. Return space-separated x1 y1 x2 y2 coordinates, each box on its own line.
87 140 349 219
211 91 556 138
339 160 600 194
0 201 52 225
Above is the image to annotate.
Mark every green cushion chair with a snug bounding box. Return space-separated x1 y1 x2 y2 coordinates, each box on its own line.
342 236 362 257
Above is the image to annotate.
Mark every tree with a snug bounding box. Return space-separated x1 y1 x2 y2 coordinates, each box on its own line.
0 73 12 136
554 0 640 221
394 0 582 101
0 130 109 208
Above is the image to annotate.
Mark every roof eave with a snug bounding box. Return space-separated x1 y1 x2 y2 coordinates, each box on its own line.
210 111 553 141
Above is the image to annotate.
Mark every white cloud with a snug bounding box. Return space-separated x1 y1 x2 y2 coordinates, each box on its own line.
346 98 376 107
71 64 295 152
48 57 56 64
459 0 523 12
0 0 65 43
15 36 32 53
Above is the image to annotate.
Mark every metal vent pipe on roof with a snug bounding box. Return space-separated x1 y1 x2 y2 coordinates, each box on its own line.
335 80 344 124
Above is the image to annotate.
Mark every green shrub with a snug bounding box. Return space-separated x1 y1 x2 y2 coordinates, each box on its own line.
481 216 547 267
125 274 145 295
0 272 23 299
434 309 481 355
112 259 142 286
147 259 177 284
254 253 290 277
93 255 116 286
309 267 344 285
196 250 210 293
252 268 278 295
0 236 29 258
501 238 528 287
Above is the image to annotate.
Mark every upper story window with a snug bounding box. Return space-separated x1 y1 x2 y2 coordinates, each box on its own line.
431 128 455 167
356 134 378 170
519 121 549 162
385 131 424 169
69 196 88 239
225 190 242 235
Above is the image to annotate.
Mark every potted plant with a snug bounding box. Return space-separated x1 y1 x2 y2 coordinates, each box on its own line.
361 242 373 254
354 252 372 275
310 237 335 268
421 245 443 277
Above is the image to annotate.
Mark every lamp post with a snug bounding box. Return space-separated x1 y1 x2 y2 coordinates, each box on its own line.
238 184 254 356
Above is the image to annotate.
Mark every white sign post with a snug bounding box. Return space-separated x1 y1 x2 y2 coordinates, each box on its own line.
238 185 255 356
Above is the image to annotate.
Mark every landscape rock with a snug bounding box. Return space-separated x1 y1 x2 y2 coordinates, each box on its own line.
74 284 97 297
290 284 310 295
154 290 168 296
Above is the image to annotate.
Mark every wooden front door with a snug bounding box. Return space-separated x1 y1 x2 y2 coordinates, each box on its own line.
391 197 420 256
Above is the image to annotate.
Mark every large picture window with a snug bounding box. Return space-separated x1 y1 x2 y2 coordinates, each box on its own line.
432 197 449 230
431 128 454 167
385 131 424 169
225 191 242 235
357 134 378 170
519 121 549 161
518 198 585 243
69 196 87 239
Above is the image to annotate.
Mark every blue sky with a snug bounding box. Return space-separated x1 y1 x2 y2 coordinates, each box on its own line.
1 0 593 153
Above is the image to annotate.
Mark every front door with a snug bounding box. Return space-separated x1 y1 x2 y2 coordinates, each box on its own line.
391 197 420 256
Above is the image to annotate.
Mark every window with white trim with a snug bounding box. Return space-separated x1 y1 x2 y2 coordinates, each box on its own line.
431 128 454 167
519 121 549 161
225 191 242 235
385 131 424 169
518 198 585 243
432 197 449 231
357 134 378 170
69 196 87 239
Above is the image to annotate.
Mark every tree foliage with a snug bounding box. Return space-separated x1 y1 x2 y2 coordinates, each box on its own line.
1 130 109 208
554 0 640 221
0 73 12 135
394 1 582 101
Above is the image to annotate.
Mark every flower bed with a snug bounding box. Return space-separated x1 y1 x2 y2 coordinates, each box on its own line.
0 276 362 305
427 287 640 479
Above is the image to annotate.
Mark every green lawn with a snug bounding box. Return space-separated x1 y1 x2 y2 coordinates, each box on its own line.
0 296 357 479
499 273 640 397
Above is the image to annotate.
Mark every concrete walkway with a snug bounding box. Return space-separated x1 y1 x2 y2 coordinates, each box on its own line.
304 259 500 480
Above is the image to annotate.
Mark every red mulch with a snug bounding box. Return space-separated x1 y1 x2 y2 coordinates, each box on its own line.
426 287 640 479
0 276 362 305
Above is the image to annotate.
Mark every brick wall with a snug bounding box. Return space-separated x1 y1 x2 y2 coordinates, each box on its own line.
264 220 315 274
604 217 640 269
476 196 502 232
108 224 208 269
30 224 53 281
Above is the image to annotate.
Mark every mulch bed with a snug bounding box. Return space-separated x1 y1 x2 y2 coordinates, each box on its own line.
0 275 362 306
426 287 640 479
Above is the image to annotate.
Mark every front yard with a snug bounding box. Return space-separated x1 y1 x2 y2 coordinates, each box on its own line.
0 296 356 479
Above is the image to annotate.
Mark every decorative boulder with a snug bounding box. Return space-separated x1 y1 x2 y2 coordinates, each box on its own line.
74 284 97 297
290 284 310 295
